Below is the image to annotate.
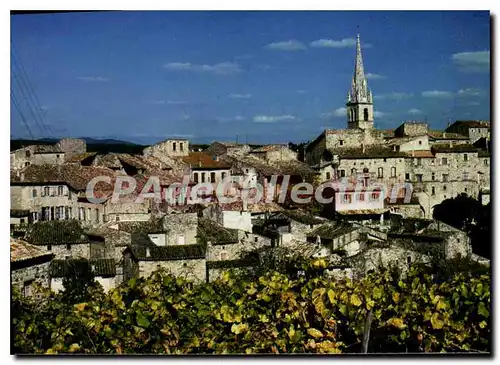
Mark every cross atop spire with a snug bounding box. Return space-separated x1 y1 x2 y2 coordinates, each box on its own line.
348 33 372 104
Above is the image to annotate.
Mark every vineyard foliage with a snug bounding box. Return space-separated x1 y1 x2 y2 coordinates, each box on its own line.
12 259 490 354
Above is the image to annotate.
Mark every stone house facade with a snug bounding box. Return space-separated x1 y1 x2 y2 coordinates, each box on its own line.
446 120 490 144
11 238 54 297
143 139 190 158
250 145 298 163
10 145 65 171
162 212 199 246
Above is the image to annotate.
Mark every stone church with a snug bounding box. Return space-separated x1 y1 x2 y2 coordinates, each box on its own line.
305 34 491 219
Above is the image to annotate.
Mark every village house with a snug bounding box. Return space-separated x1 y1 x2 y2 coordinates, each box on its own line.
122 243 207 283
10 144 65 170
204 141 251 157
143 138 190 159
446 120 491 144
249 144 298 163
23 220 91 260
11 237 54 297
50 258 117 293
181 151 232 185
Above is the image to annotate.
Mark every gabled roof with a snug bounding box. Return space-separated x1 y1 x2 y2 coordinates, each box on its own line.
126 244 206 261
197 217 239 245
182 152 231 170
307 223 359 240
24 220 89 246
251 144 288 153
10 237 53 263
50 259 116 278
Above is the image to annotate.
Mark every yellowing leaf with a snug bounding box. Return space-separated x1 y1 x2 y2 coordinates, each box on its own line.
312 258 327 269
327 289 336 304
373 286 383 299
479 321 488 329
74 303 87 312
350 293 362 307
307 328 323 338
68 343 80 353
387 317 405 329
231 323 248 335
436 299 447 311
430 313 444 330
392 292 400 303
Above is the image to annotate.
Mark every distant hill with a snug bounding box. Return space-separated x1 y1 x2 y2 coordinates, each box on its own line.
11 137 145 155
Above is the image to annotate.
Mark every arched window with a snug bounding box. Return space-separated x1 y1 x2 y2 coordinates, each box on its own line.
351 168 357 176
193 172 199 183
377 167 383 178
173 142 177 151
221 172 226 180
350 109 355 122
363 108 369 121
210 172 216 183
201 172 206 182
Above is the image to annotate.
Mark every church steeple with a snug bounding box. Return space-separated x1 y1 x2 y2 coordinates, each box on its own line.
346 34 374 130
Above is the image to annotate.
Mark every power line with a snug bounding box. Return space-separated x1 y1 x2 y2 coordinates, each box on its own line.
11 91 34 140
11 42 54 137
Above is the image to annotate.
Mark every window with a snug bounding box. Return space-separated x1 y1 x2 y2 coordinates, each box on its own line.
407 256 412 265
193 172 199 183
43 187 50 196
254 237 258 242
339 170 346 178
56 154 60 159
418 140 422 145
464 187 468 193
430 159 435 165
484 159 488 166
370 192 380 201
20 218 25 224
383 158 387 162
416 158 422 166
325 172 331 180
405 173 410 181
363 108 369 121
431 172 435 181
377 167 383 178
32 189 37 198
351 168 357 176
391 167 396 178
95 208 99 223
339 140 344 146
342 194 352 204
221 172 226 180
116 216 120 222
23 280 34 297
442 157 448 166
210 172 216 183
443 185 447 191
25 151 31 157
357 193 365 201
25 162 30 167
416 174 423 183
57 186 64 196
180 143 184 151
173 142 177 151
442 174 448 182
66 244 72 251
201 172 206 183
431 186 435 196
464 154 468 161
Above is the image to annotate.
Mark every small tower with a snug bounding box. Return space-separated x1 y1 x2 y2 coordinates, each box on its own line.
346 34 374 130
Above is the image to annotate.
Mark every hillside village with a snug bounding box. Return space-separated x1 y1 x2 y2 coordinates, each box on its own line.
10 35 491 297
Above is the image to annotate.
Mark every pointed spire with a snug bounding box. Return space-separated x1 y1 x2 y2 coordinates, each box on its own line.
348 34 371 104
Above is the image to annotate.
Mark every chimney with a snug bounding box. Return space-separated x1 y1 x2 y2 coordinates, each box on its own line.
146 247 151 258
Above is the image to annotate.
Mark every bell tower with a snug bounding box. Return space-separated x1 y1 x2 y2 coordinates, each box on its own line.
346 34 374 130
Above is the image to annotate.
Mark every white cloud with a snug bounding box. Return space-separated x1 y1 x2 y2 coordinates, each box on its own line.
452 51 490 72
163 62 243 75
422 90 454 98
407 108 423 115
217 115 246 122
374 111 388 118
365 73 386 80
376 92 413 100
77 76 109 82
457 88 483 97
253 115 297 123
228 93 252 99
332 107 347 117
310 38 372 49
265 40 306 51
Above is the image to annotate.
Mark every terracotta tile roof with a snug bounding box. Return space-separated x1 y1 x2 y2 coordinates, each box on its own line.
404 150 434 158
33 144 63 154
24 220 89 246
251 144 287 153
431 144 480 153
50 258 116 277
10 237 53 262
127 244 206 261
428 131 469 140
335 146 407 159
182 152 231 170
11 164 121 198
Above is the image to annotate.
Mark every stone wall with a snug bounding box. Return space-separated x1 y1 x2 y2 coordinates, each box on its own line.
48 243 91 260
207 232 271 261
104 200 150 222
337 156 407 184
143 139 190 158
11 261 52 296
56 138 87 160
163 213 198 245
395 122 428 137
138 259 206 283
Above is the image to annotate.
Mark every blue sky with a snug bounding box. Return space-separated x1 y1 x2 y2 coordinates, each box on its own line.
11 11 490 144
